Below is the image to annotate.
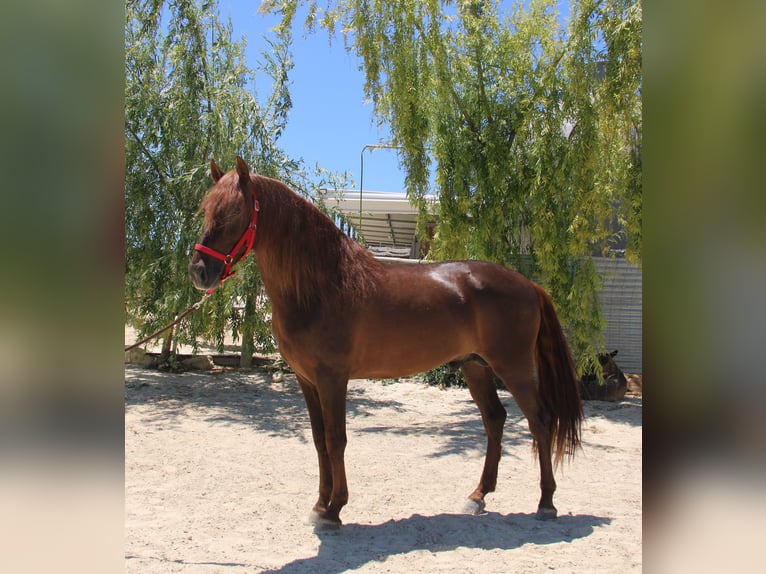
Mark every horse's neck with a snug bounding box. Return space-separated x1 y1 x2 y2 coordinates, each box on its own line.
253 188 383 311
253 184 345 308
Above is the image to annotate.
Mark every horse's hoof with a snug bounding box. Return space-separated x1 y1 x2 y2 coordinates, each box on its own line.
307 510 342 530
462 498 486 515
535 506 557 520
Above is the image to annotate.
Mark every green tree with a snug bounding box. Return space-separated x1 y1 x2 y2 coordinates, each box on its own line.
125 0 344 366
261 0 641 374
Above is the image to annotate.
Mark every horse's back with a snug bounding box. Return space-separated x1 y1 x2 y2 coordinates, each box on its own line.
380 260 538 311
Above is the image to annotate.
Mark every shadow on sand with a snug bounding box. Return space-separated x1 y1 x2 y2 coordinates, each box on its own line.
262 511 611 574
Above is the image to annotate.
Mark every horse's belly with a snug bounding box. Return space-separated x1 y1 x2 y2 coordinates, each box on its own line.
349 313 470 379
350 358 440 380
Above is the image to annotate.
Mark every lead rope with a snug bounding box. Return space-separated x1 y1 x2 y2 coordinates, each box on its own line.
124 290 212 352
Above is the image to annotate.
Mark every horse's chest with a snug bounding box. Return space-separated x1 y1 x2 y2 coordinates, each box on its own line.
271 309 352 372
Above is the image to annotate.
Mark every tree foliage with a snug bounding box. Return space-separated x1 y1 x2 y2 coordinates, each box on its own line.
125 0 348 364
260 0 641 373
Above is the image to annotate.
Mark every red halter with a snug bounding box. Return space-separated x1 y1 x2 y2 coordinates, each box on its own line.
194 197 260 293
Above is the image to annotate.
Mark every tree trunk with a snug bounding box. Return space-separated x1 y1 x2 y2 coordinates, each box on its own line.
239 292 255 368
160 325 173 364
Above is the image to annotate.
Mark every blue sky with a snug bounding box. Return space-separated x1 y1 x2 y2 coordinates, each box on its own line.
218 1 572 194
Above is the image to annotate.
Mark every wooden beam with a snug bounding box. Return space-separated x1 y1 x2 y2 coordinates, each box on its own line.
386 213 398 245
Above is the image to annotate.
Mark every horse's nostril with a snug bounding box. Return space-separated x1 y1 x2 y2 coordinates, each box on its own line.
189 261 207 285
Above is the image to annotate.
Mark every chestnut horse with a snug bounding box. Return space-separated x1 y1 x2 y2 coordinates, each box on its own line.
189 157 583 527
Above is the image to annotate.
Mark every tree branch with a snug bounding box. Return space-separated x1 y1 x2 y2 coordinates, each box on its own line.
127 125 168 185
412 19 482 140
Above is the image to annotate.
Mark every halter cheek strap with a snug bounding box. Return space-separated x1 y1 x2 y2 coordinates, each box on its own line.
194 198 260 293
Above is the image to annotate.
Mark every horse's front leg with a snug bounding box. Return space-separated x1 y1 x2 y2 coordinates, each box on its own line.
316 378 349 526
298 374 349 527
296 376 333 522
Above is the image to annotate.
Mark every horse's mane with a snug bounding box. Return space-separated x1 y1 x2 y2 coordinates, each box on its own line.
254 176 384 308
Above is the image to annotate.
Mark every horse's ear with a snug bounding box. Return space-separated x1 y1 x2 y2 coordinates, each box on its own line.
210 159 224 182
235 156 251 190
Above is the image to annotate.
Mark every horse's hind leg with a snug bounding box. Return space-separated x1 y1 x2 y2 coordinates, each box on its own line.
489 361 558 520
461 361 507 515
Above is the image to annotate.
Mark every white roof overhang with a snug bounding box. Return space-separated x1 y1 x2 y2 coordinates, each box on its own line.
318 189 437 255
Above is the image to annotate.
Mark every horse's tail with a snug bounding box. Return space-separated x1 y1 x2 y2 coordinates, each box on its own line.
532 283 584 468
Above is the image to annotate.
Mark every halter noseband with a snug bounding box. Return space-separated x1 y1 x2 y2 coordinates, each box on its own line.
194 197 260 293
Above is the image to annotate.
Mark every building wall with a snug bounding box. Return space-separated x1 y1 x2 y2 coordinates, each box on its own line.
594 257 643 374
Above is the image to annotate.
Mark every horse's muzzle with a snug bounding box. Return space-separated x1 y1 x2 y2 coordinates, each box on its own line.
188 258 220 291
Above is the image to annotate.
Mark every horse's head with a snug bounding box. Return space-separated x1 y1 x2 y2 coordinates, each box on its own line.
188 157 259 291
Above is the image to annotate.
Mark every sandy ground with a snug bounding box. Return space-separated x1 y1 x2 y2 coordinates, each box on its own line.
125 365 641 573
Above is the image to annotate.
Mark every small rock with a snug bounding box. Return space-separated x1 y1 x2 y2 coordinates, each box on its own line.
180 355 213 370
124 348 157 368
